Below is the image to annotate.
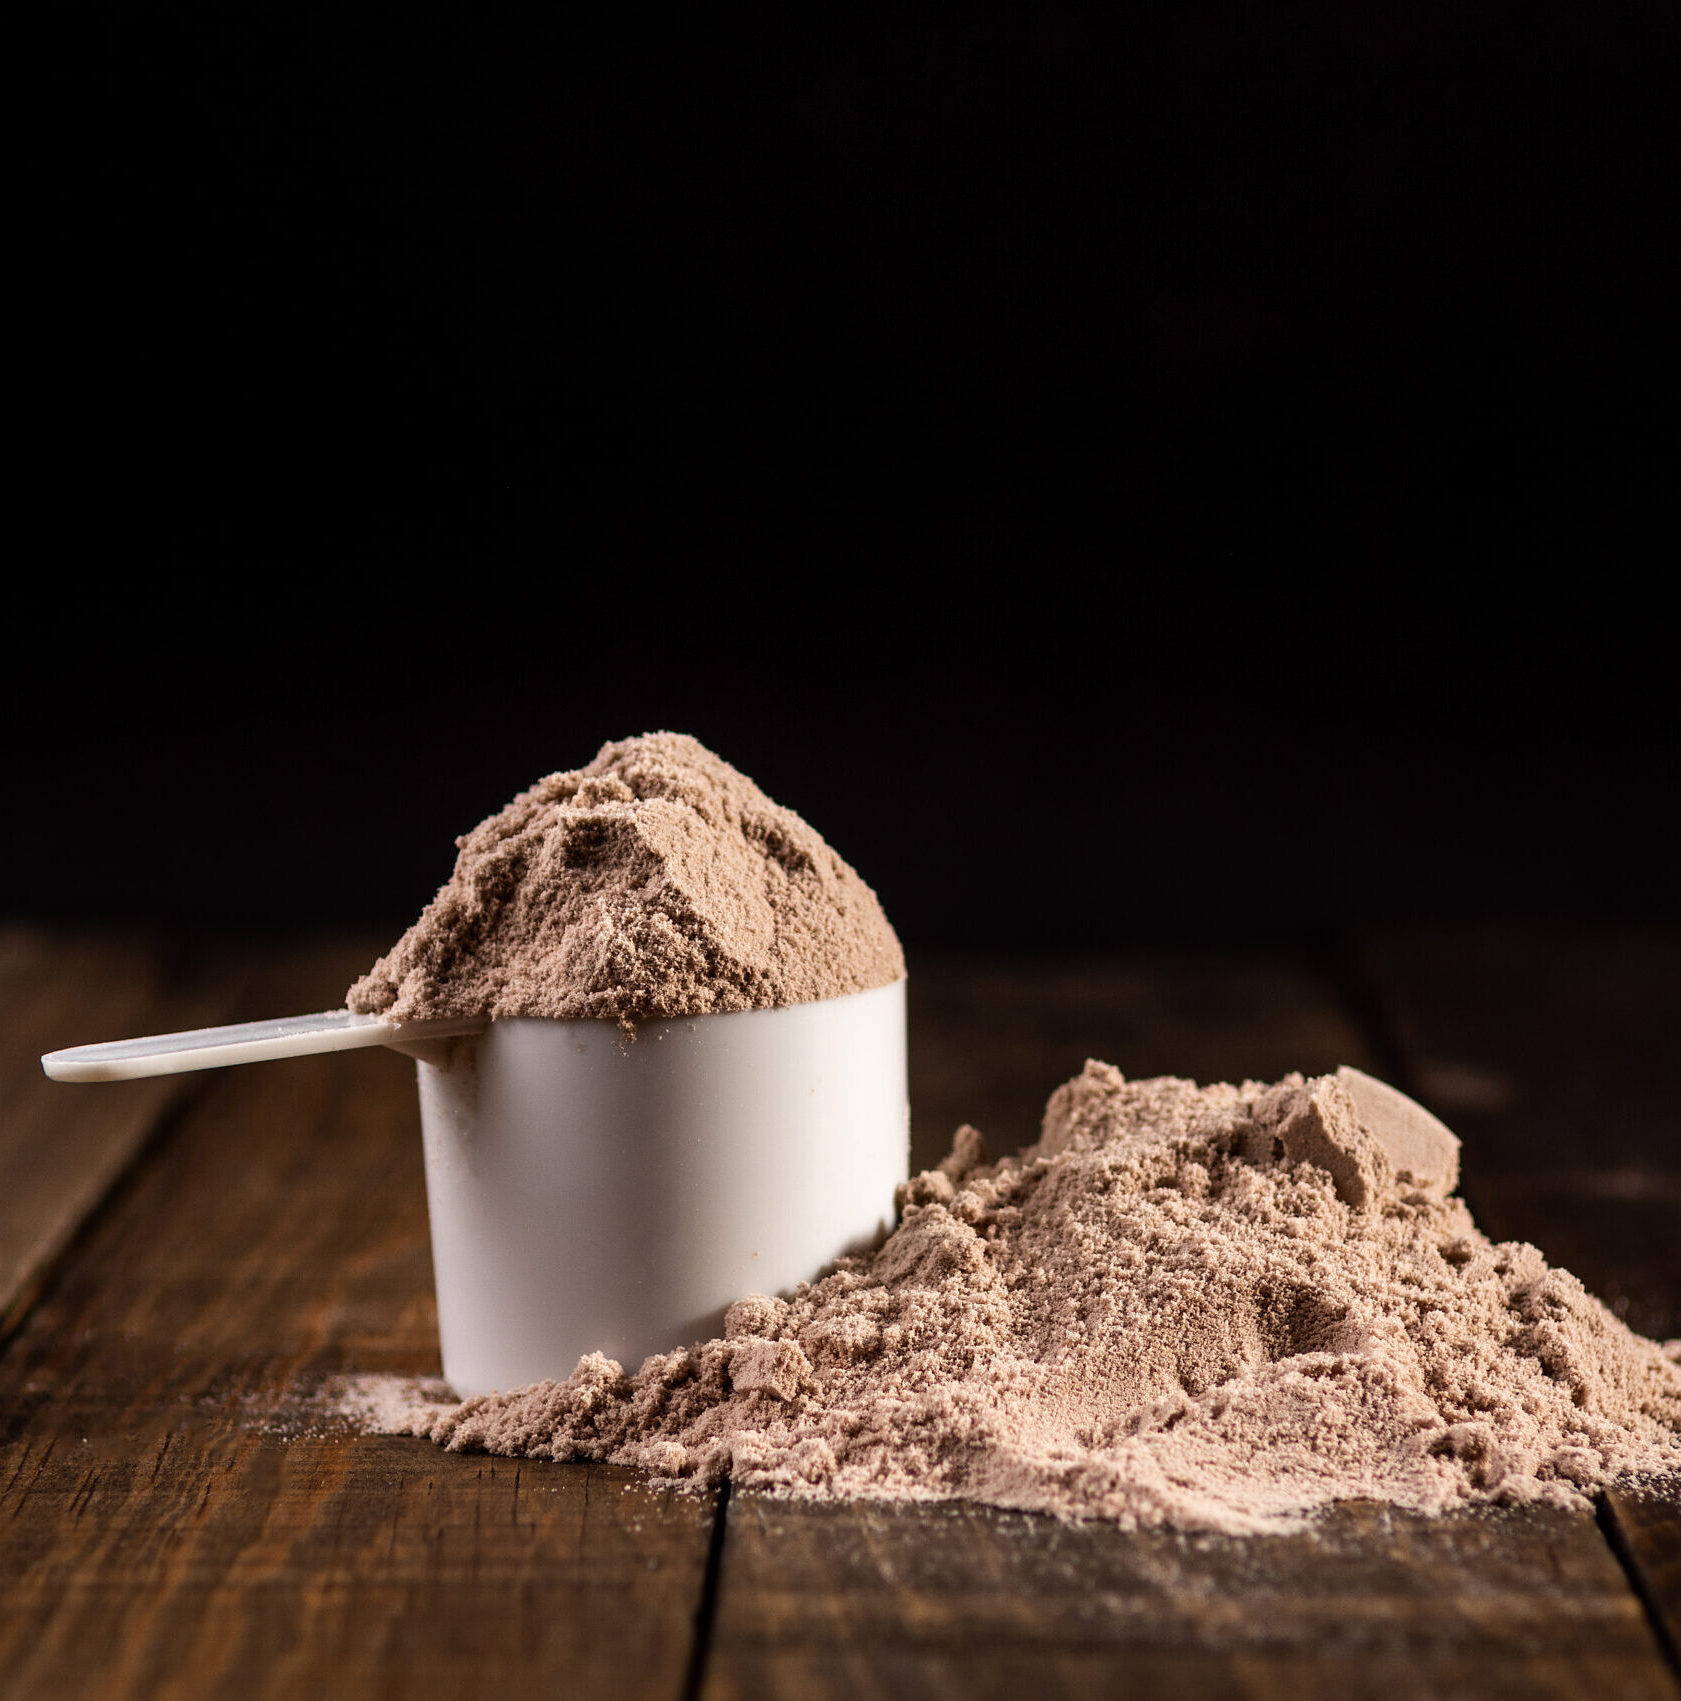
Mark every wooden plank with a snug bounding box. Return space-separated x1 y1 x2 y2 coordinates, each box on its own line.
10 936 1673 1697
702 951 1678 1700
1604 1486 1681 1667
1354 922 1681 1681
0 926 243 1339
0 938 718 1701
703 1492 1674 1701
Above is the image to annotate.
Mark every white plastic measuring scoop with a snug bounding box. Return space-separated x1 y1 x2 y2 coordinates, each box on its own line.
41 982 911 1399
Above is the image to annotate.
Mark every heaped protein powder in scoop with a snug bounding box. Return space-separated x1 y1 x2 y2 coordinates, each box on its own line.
354 1063 1681 1536
348 732 905 1029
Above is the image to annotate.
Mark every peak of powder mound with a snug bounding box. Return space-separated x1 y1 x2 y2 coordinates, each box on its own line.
376 1062 1680 1536
347 732 904 1025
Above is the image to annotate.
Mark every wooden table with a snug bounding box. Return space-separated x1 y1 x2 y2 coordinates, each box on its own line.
3 925 1677 1699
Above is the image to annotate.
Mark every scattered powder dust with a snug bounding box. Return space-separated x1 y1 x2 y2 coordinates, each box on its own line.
345 1063 1681 1535
348 732 904 1027
326 1376 457 1438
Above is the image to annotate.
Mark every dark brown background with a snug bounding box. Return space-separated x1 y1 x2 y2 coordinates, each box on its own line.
13 3 1678 948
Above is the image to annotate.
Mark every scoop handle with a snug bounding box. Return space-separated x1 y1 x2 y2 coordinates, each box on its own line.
41 1010 486 1082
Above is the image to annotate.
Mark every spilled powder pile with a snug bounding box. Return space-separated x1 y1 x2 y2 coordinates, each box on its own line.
372 1063 1680 1535
348 732 903 1026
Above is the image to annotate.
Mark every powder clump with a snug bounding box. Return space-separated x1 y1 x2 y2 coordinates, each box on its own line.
347 732 904 1026
379 1063 1680 1535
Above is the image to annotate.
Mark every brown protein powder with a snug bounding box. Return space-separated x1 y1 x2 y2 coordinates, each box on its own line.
356 1063 1681 1535
347 732 905 1027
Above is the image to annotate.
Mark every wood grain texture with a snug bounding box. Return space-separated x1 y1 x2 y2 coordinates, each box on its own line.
0 926 242 1340
6 933 1676 1700
1604 1483 1681 1668
0 939 717 1701
703 1493 1675 1701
